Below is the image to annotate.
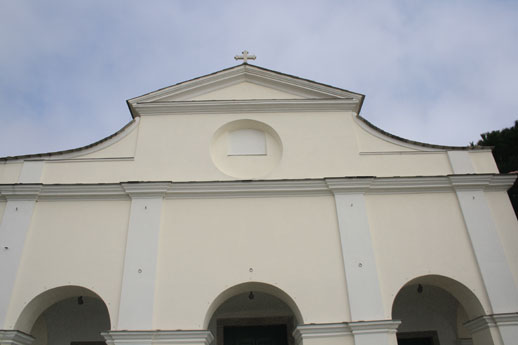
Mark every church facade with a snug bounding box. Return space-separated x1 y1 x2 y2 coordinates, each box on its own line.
0 63 517 345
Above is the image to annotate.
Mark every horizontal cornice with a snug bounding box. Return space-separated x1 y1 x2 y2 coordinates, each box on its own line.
132 99 359 116
0 174 515 201
102 330 214 345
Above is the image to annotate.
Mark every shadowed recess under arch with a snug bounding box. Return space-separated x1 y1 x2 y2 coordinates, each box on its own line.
203 281 304 329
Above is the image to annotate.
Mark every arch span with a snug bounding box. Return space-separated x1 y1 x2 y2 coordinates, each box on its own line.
391 274 487 320
203 281 304 329
14 285 111 333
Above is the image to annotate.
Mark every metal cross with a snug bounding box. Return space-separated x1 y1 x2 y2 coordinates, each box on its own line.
234 50 256 63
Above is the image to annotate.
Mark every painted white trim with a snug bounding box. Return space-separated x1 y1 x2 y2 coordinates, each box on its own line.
0 175 515 202
455 189 518 314
132 99 359 116
17 161 44 184
293 321 400 345
102 330 214 345
348 320 401 335
46 157 134 163
293 323 351 345
332 192 385 321
129 64 361 104
0 330 34 345
117 185 168 329
0 198 37 328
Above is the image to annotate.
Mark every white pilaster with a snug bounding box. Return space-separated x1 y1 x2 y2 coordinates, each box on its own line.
0 185 40 328
102 330 213 345
0 330 34 345
17 161 44 184
451 178 518 314
326 180 384 321
117 182 170 330
447 151 475 174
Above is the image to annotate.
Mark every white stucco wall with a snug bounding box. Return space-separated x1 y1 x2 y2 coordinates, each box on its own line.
4 200 130 330
27 111 497 185
0 162 23 184
366 192 493 317
153 196 350 329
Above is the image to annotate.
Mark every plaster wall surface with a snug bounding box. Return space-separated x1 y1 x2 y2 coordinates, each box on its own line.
5 200 130 329
78 124 139 159
0 162 22 184
190 81 304 100
470 151 499 173
366 192 492 317
154 196 349 329
33 111 486 184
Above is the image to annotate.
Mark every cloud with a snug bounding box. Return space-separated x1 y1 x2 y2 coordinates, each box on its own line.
0 0 517 157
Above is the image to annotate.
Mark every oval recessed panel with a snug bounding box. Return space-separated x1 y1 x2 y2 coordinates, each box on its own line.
210 119 283 179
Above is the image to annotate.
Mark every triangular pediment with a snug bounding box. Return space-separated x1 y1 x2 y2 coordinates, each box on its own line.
128 64 364 104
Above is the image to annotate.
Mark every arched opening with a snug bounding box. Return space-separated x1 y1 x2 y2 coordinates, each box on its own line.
205 282 303 345
15 286 110 345
391 275 491 345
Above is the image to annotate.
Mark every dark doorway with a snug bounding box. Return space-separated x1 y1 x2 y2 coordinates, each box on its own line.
397 331 439 345
224 325 288 345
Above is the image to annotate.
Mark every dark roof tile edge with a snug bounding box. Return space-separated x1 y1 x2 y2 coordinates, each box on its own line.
356 115 490 151
0 119 137 162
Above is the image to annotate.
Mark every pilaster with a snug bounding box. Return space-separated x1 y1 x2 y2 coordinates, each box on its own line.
102 330 213 345
326 179 385 322
117 182 171 330
450 176 518 315
0 185 40 328
0 330 34 345
349 320 400 345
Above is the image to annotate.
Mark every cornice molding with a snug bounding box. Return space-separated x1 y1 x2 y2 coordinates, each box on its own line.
0 174 515 201
348 320 401 335
0 330 34 345
102 330 214 345
121 182 172 198
464 313 518 333
0 184 42 201
128 64 362 105
167 180 330 199
38 184 128 201
450 174 516 191
293 323 351 345
132 99 358 116
293 320 400 345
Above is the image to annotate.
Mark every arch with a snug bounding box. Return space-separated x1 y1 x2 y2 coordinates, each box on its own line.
391 274 486 320
203 281 304 329
14 285 111 334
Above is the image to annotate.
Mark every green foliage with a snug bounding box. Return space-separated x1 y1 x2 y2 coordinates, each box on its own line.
477 120 518 217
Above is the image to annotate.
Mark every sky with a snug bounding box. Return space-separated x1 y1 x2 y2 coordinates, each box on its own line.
1 0 517 157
